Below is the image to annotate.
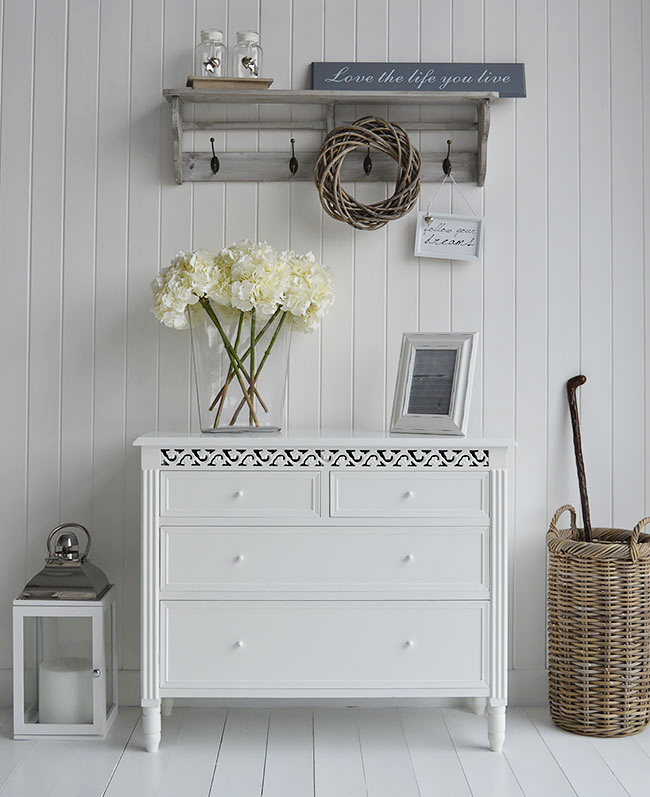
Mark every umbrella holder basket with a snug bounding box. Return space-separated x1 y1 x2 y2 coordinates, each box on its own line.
547 504 650 736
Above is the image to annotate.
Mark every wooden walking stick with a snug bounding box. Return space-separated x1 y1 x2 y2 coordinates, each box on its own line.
566 375 593 542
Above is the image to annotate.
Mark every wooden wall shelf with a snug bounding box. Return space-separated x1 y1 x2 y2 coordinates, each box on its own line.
163 89 498 187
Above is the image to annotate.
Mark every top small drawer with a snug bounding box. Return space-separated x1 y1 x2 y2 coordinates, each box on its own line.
160 471 320 518
330 471 489 519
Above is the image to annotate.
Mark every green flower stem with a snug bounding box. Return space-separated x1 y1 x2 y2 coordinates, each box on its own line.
198 298 263 424
212 310 244 428
208 307 281 410
229 312 288 426
249 309 256 426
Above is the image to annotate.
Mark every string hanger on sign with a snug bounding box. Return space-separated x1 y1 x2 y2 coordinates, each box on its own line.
423 140 478 222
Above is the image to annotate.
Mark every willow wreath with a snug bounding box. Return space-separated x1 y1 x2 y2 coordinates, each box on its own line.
314 116 422 231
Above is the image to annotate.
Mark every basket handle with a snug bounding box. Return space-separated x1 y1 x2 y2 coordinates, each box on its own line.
548 504 577 538
630 517 650 562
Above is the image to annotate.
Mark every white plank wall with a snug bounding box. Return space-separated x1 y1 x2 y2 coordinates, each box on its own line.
0 0 648 703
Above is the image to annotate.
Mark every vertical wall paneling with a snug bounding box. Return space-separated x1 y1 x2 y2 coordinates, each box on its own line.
224 0 260 245
157 0 194 433
0 0 34 668
0 0 649 698
418 0 452 334
287 0 324 431
483 0 515 440
513 0 548 671
451 0 484 438
545 0 580 528
644 1 650 518
385 0 420 431
123 0 165 669
610 1 645 531
60 0 100 525
320 0 355 432
578 0 613 528
192 0 228 254
93 0 132 672
25 0 68 580
353 0 388 432
190 0 229 433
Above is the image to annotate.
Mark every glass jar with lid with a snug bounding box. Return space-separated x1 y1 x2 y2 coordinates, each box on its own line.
195 29 227 77
232 30 263 78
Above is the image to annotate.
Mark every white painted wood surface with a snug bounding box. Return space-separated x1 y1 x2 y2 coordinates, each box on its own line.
3 706 650 795
0 0 649 707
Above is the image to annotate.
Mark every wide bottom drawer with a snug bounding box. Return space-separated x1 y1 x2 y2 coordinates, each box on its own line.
161 600 488 689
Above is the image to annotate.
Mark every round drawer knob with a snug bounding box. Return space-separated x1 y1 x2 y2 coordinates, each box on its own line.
405 640 414 648
404 554 414 563
404 490 414 499
92 668 102 678
235 640 244 648
234 554 245 563
234 490 244 498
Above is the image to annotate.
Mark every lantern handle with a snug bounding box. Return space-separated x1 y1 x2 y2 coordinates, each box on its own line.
47 523 91 562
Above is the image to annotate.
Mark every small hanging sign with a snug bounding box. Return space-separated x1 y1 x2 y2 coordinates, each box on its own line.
414 212 483 261
415 145 484 261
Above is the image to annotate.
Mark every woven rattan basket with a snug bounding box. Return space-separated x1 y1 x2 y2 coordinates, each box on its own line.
547 504 650 736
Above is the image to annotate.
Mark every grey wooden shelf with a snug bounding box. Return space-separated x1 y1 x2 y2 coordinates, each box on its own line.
163 88 498 186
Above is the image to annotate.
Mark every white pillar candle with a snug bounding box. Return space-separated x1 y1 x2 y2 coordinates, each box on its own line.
38 657 93 724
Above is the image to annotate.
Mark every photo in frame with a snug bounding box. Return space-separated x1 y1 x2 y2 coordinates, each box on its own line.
390 332 478 435
414 212 483 261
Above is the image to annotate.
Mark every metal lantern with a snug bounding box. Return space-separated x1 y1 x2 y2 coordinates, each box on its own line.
13 524 118 739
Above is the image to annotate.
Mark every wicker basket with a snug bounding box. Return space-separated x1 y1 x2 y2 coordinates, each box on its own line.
547 504 650 736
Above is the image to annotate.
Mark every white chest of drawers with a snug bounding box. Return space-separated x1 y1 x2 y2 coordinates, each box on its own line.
135 433 513 753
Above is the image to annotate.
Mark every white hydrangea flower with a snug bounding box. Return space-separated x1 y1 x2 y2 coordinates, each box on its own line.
281 250 335 333
151 241 334 333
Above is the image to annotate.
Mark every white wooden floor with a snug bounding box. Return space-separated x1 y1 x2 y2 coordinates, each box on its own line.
2 705 650 796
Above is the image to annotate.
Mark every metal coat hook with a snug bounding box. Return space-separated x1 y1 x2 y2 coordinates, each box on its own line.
363 145 373 175
210 138 220 174
289 138 299 175
442 139 453 176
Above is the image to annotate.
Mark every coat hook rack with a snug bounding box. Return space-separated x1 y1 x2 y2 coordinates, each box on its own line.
210 138 220 174
289 138 299 175
164 90 495 185
363 145 373 175
442 139 453 176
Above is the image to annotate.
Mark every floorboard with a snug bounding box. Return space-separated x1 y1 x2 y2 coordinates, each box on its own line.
208 709 269 797
501 709 576 797
590 734 650 797
313 708 367 797
261 708 315 797
157 708 227 797
526 707 629 797
102 711 183 797
356 708 420 797
0 708 139 797
398 708 471 797
441 708 524 796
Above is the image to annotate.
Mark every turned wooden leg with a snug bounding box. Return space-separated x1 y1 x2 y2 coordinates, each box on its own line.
143 702 161 752
161 698 174 717
470 697 487 715
487 703 506 752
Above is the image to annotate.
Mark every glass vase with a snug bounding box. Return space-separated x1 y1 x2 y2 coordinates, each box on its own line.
189 303 291 433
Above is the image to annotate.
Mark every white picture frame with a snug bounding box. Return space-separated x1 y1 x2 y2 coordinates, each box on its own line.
414 212 484 261
390 332 478 436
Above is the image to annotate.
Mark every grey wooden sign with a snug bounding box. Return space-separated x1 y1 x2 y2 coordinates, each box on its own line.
312 62 526 98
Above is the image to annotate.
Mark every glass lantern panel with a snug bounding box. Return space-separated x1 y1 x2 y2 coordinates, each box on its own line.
104 602 115 715
23 616 94 725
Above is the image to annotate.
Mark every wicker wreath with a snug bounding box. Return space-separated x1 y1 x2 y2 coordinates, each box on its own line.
314 116 422 231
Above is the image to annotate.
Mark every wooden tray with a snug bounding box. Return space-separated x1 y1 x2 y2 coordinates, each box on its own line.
186 76 274 90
